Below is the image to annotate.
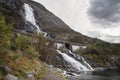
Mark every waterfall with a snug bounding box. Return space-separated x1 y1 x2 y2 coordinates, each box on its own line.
56 50 93 72
23 3 41 33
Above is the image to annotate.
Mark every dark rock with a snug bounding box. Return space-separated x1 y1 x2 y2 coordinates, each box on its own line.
24 21 37 33
2 65 12 74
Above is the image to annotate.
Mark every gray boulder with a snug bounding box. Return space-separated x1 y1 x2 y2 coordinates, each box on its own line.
4 74 18 80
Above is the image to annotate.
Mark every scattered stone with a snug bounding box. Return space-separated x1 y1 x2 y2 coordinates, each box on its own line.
27 72 35 80
4 74 18 80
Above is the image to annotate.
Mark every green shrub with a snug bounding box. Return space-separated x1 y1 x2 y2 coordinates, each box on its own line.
12 54 21 61
11 35 31 51
25 45 40 58
0 12 12 54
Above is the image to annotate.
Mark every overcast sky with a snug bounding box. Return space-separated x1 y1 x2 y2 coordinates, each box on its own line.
33 0 120 43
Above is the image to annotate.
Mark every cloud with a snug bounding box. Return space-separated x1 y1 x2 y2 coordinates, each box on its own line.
33 0 120 43
88 0 120 25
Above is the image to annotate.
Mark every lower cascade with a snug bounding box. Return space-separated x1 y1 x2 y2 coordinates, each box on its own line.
68 50 93 71
56 50 93 73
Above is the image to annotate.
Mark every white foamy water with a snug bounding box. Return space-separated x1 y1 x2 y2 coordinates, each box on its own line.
56 50 93 72
24 3 41 33
69 50 93 70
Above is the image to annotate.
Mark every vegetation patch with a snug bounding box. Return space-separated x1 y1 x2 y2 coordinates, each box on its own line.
76 41 120 67
3 51 42 79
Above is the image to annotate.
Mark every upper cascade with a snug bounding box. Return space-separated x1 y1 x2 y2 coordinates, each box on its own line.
23 3 41 33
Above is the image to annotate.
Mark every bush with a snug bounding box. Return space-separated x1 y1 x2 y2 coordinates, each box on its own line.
25 45 40 58
12 54 21 61
35 34 47 55
11 34 40 58
11 35 31 51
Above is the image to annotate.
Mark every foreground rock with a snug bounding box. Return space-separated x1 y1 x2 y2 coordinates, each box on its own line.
1 65 12 74
4 74 18 80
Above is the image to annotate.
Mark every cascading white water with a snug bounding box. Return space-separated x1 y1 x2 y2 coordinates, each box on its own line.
23 3 41 33
69 50 93 70
56 50 93 72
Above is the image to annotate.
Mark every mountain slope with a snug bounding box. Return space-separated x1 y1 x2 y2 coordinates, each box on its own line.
21 0 101 44
0 0 97 44
0 0 120 71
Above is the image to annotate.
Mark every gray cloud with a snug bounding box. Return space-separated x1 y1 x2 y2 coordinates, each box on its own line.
34 0 120 43
88 0 120 25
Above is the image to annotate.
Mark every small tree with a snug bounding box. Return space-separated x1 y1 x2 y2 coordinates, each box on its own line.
0 13 12 55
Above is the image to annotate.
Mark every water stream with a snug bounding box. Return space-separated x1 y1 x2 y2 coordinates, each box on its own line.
24 3 41 33
23 3 48 37
56 50 93 72
69 50 93 71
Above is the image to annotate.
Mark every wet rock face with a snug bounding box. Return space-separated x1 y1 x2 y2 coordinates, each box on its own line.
24 21 37 33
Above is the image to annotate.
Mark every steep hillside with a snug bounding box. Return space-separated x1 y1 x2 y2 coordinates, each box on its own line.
0 0 120 74
26 0 102 44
